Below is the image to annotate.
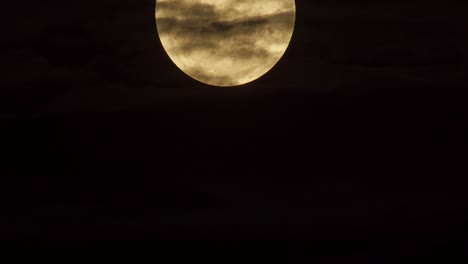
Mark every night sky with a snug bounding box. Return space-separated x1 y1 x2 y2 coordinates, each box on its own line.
2 0 468 262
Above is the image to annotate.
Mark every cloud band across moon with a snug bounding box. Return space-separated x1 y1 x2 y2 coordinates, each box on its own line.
156 0 295 86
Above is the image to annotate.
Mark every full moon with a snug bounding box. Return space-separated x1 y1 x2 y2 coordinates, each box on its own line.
155 0 296 87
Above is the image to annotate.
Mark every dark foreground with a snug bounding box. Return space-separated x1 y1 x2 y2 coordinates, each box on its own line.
2 88 468 262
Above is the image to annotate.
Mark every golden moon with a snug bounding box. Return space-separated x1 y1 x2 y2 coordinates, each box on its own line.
155 0 296 87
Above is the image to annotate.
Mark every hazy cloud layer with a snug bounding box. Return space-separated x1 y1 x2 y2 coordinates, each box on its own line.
156 0 296 86
2 1 468 116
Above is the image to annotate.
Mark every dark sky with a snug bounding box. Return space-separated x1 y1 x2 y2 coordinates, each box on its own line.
2 0 468 261
3 0 467 115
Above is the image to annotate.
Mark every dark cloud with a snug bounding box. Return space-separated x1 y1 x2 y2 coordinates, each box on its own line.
188 69 238 87
157 10 294 38
1 0 467 114
156 1 220 20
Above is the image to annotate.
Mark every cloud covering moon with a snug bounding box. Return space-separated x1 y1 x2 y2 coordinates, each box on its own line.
156 0 296 87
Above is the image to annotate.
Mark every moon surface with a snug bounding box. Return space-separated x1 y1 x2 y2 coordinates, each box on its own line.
155 0 296 87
